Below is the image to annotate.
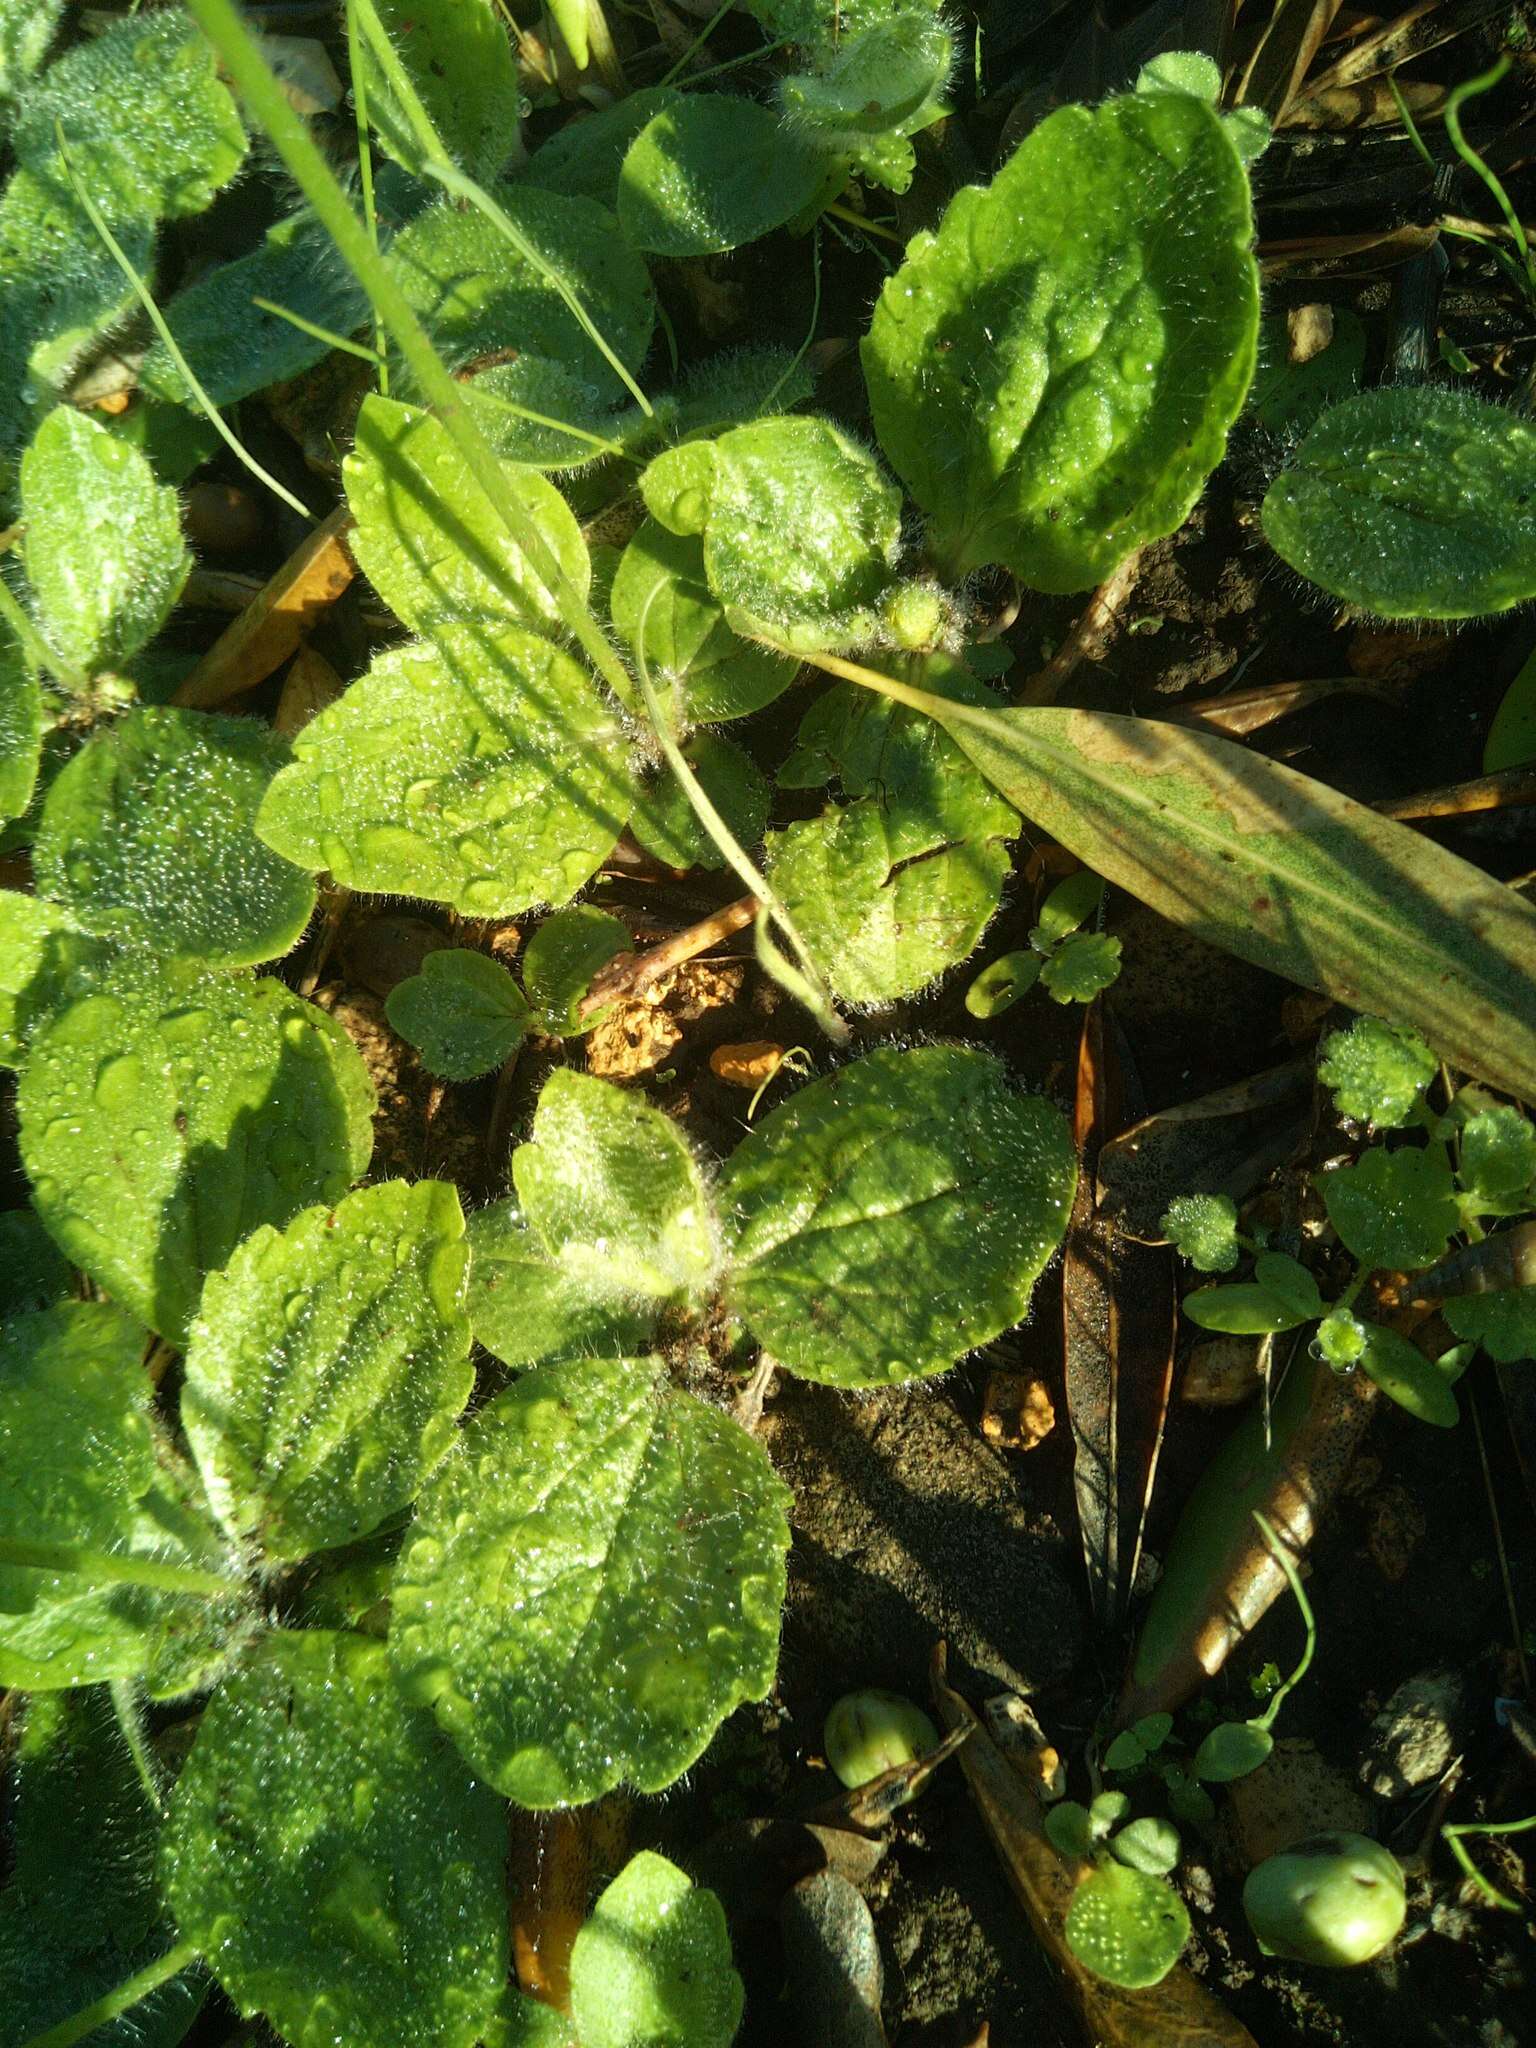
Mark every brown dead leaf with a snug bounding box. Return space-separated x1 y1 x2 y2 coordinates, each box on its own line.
174 505 356 710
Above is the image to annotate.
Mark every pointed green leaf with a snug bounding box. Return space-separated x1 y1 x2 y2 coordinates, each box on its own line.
964 949 1041 1017
163 1629 508 2048
1262 388 1536 620
0 643 43 825
356 0 521 180
720 1045 1076 1385
390 1355 791 1805
1252 1252 1324 1323
1484 640 1536 773
1444 1286 1536 1364
466 1201 660 1371
17 958 376 1342
569 1852 744 2048
346 396 591 636
0 1302 249 1694
21 408 190 679
617 95 827 257
632 731 770 871
1192 1719 1273 1782
32 707 316 967
385 948 529 1079
182 1180 473 1563
255 627 633 917
1357 1321 1460 1426
518 87 685 206
863 90 1258 589
1319 1145 1457 1273
522 905 631 1035
610 518 795 725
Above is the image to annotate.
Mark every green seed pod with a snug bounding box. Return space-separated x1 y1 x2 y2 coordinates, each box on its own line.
823 1689 938 1789
1242 1832 1405 1967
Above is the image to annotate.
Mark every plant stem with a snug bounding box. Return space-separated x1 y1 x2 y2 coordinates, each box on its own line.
343 0 388 393
18 1941 201 2048
0 1537 241 1601
1249 1509 1316 1732
109 1677 167 1815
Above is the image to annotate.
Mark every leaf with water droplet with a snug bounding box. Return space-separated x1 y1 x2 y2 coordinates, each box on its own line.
466 1201 660 1371
569 1850 743 2048
390 1353 790 1805
163 1629 507 2048
182 1180 473 1564
522 904 630 1036
256 626 635 917
32 706 316 967
0 1301 249 1694
0 889 95 1069
618 94 828 257
610 517 794 725
1319 1143 1457 1273
720 1044 1077 1385
385 948 529 1080
17 956 375 1342
1444 1285 1536 1366
863 89 1258 590
352 0 521 182
777 9 952 194
1063 1859 1190 1988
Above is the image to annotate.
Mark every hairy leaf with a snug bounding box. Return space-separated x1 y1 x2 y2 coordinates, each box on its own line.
0 644 43 825
0 891 88 1068
779 10 953 193
18 958 375 1342
356 0 521 181
863 90 1258 589
32 707 315 967
720 1045 1077 1385
618 95 827 257
1459 1107 1536 1206
519 88 685 206
163 1629 508 2048
183 1180 473 1563
346 395 590 635
0 0 62 101
632 731 770 870
22 407 190 679
1162 1193 1241 1273
523 904 631 1034
390 1356 790 1805
256 627 633 916
1262 388 1536 619
466 1201 660 1370
386 947 529 1079
569 1852 744 2048
610 518 795 725
1317 1015 1435 1128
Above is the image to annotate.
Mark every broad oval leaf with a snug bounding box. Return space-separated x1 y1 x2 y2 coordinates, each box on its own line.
163 1628 508 2048
610 517 795 725
0 891 89 1069
346 396 591 636
863 90 1257 590
1318 1144 1457 1273
513 1068 720 1300
914 692 1536 1106
631 731 770 871
182 1180 474 1563
17 959 375 1343
255 628 634 917
32 707 315 968
1262 388 1536 620
1357 1321 1460 1427
21 407 190 679
617 94 827 257
719 1044 1077 1385
1062 1860 1190 1989
519 87 685 206
390 1355 791 1805
466 1201 660 1371
0 1302 248 1695
1181 1283 1306 1336
569 1851 744 2048
522 904 631 1035
1191 1719 1274 1782
385 947 529 1080
354 0 521 182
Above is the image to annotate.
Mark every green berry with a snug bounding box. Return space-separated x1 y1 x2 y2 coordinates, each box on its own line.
823 1689 938 1789
1243 1832 1405 1966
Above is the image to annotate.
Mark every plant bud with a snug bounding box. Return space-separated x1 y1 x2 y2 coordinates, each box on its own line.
823 1689 938 1789
1242 1831 1405 1966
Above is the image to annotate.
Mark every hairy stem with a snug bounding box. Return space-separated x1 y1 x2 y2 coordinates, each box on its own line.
18 1941 202 2048
0 1537 241 1601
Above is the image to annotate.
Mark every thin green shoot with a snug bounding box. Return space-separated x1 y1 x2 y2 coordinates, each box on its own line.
678 35 793 88
762 224 822 413
825 200 905 246
1441 1810 1536 1913
250 295 383 365
461 381 633 461
1442 58 1533 293
343 0 388 392
17 1941 203 2048
53 125 313 522
657 0 736 88
110 1676 167 1815
1387 71 1437 175
1249 1509 1316 1733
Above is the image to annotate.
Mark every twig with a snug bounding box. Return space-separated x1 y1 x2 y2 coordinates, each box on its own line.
1017 547 1144 706
579 891 759 1016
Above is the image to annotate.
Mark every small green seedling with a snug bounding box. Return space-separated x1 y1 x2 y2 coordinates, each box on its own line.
823 1689 939 1790
1243 1832 1406 1966
1046 1791 1190 1988
965 868 1120 1017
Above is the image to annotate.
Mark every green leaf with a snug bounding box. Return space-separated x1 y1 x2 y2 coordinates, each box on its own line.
466 1200 660 1370
1357 1321 1460 1426
909 693 1536 1106
493 1990 580 2047
0 1205 73 1316
1182 1284 1307 1336
1044 1801 1095 1860
1193 1720 1273 1782
0 890 89 1068
1484 640 1536 773
1317 1015 1436 1128
632 731 770 871
0 1302 248 1694
964 949 1041 1018
523 905 631 1034
1262 388 1536 620
1444 1287 1536 1365
1103 1729 1149 1772
385 948 529 1079
720 1045 1077 1386
141 212 367 408
1161 1193 1241 1274
0 1690 207 2048
21 407 190 679
569 1852 744 2048
863 90 1258 589
700 417 903 649
1459 1106 1536 1205
0 643 43 825
346 396 590 636
640 441 718 536
18 957 375 1343
778 11 952 194
1319 1145 1457 1272
1252 1251 1324 1323
464 351 627 468
182 1180 473 1564
356 0 521 180
32 707 316 968
0 0 62 100
163 1628 508 2048
390 190 654 400
1040 930 1122 1004
1063 1861 1190 1988
1031 869 1105 947
1111 1817 1182 1877
518 88 686 206
617 95 827 257
514 1068 719 1300
610 518 795 725
390 1355 790 1805
255 627 633 917
546 0 590 69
